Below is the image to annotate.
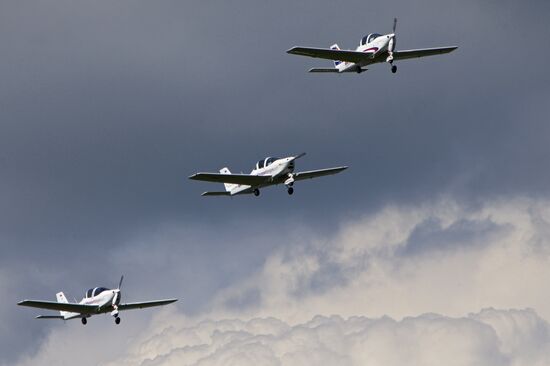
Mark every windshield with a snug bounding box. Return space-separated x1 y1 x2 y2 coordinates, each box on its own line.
86 287 109 298
255 159 264 170
93 287 109 297
265 157 279 167
367 33 382 43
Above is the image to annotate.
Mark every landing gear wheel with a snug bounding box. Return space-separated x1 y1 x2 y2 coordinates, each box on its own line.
391 65 397 73
81 317 87 325
287 187 294 195
253 189 260 197
115 317 121 325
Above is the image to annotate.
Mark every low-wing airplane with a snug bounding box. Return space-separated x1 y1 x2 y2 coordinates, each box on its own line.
189 153 347 196
287 18 457 74
18 276 177 325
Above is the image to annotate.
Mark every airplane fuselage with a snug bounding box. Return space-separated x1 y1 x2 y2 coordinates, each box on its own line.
337 33 393 72
60 288 121 320
230 157 295 195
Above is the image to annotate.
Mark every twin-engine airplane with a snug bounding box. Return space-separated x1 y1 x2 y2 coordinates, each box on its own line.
18 276 177 325
189 153 347 196
287 18 457 74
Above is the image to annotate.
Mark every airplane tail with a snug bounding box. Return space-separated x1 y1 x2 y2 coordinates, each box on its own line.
220 168 237 192
330 44 341 67
56 292 72 318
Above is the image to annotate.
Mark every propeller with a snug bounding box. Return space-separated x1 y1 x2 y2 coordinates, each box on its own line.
388 18 397 63
291 152 306 161
112 275 123 308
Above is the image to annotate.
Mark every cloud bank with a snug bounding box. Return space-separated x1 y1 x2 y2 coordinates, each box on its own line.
104 309 550 366
14 198 550 365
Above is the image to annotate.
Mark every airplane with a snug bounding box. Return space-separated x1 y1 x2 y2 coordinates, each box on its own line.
17 276 177 325
287 18 457 74
189 153 347 196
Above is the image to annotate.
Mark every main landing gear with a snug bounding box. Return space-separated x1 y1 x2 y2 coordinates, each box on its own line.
253 189 260 197
81 317 87 325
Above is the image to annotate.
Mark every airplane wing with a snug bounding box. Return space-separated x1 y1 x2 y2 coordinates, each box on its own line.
118 298 178 311
287 47 373 63
294 166 348 181
18 300 98 314
393 46 457 60
189 173 271 186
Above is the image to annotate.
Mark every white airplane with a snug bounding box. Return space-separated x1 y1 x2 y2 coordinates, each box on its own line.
287 18 457 74
18 276 177 325
189 153 347 196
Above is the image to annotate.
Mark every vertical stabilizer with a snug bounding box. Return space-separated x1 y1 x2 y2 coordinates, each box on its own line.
56 292 72 319
56 292 68 303
330 44 341 67
219 168 237 192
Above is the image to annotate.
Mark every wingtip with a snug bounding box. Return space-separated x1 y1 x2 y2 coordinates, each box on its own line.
286 46 301 54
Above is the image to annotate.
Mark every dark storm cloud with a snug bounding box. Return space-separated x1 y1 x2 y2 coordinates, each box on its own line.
0 0 549 363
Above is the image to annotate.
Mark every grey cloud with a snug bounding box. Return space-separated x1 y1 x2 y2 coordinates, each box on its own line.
399 217 507 256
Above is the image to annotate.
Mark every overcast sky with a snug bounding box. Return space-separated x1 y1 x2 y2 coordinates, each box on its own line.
1 0 550 365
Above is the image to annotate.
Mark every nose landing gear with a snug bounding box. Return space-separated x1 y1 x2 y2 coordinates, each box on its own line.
115 316 121 325
81 317 87 325
253 189 260 197
287 187 294 195
391 64 397 73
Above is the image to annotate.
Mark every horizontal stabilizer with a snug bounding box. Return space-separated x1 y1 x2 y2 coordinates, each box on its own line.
36 315 65 319
201 191 232 196
309 67 367 73
308 68 340 73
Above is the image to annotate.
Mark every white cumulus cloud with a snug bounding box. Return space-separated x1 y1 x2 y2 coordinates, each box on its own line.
104 309 550 366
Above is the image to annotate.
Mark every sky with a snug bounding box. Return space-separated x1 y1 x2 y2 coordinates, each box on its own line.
1 0 550 365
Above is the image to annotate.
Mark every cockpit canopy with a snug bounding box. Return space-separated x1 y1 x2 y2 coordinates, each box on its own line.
361 33 382 46
85 287 109 298
255 157 279 170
